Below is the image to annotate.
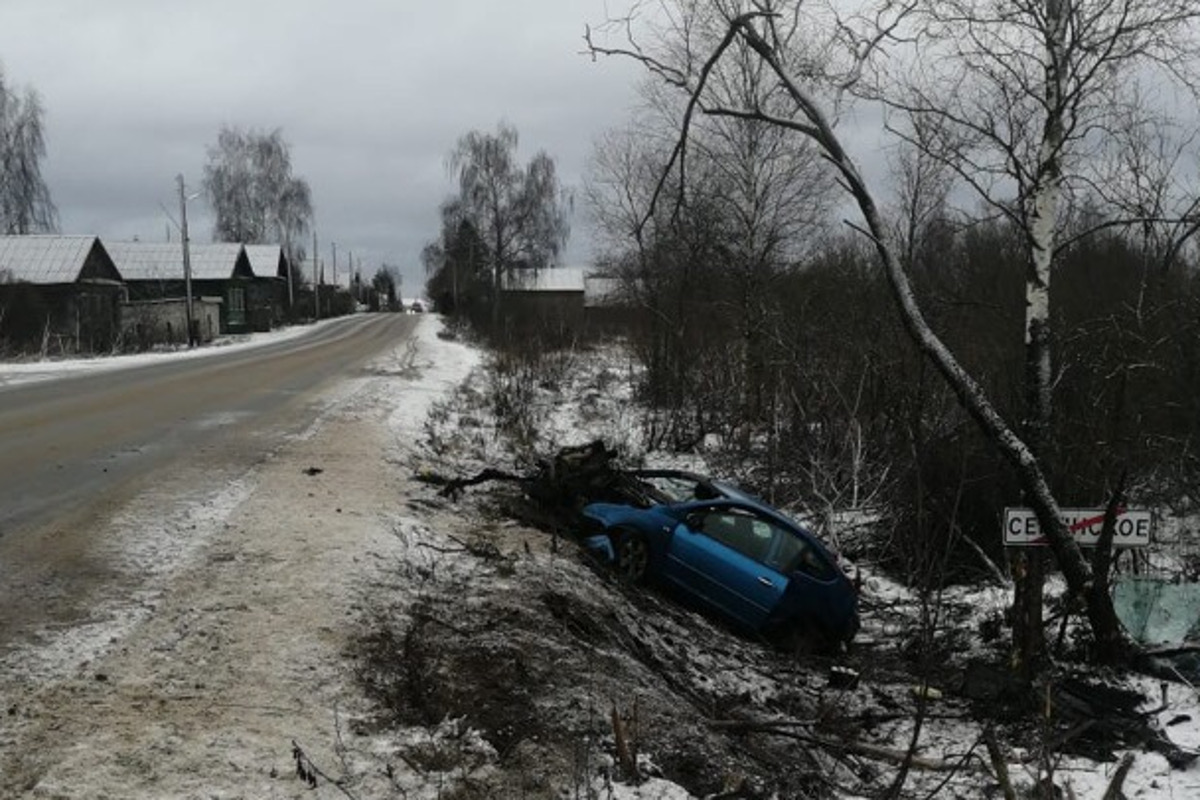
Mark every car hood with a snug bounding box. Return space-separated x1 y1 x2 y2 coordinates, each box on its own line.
583 502 677 527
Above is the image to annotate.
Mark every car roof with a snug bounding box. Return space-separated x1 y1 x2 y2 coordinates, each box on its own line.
632 469 811 533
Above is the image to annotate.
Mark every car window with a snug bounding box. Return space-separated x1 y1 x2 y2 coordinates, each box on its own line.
695 509 773 562
772 530 835 580
692 508 836 579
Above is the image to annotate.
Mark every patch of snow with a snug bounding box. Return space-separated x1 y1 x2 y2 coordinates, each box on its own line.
592 776 696 799
385 317 483 441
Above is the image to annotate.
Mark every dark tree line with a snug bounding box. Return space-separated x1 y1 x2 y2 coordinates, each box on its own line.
591 179 1200 614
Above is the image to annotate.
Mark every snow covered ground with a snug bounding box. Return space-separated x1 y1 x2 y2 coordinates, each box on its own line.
2 315 1199 798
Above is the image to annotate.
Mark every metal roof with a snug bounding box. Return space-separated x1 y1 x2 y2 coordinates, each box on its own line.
584 276 624 308
243 244 284 278
0 235 102 284
502 267 586 293
105 241 248 282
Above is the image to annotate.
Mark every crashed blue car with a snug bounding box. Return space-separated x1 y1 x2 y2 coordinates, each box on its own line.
582 472 858 646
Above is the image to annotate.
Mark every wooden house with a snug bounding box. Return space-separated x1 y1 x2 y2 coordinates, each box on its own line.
501 267 632 339
106 241 257 335
0 235 124 354
242 244 290 329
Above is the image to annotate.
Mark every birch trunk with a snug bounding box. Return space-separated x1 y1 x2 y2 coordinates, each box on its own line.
1011 0 1067 676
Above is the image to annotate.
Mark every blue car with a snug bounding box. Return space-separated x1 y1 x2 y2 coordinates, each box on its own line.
582 472 859 646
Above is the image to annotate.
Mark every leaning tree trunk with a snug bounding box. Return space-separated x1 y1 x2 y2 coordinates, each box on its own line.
724 16 1134 664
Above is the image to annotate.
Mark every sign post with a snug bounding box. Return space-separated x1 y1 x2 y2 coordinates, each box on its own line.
1003 507 1152 548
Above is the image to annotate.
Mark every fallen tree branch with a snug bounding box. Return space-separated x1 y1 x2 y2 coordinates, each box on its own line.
611 702 641 781
827 737 976 772
414 467 529 499
291 740 360 800
711 720 985 773
1101 752 1136 800
983 726 1017 800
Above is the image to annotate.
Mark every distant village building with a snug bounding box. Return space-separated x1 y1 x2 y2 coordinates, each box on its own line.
500 267 632 338
0 235 124 354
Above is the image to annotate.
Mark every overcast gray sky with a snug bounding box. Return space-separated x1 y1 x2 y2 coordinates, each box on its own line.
0 0 643 294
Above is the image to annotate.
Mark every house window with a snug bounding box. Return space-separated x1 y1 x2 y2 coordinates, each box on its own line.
228 287 246 325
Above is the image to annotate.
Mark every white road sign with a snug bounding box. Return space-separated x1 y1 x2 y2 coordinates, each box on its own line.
1003 507 1152 548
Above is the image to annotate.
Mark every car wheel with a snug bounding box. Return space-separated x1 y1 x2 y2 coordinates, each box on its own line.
614 530 650 584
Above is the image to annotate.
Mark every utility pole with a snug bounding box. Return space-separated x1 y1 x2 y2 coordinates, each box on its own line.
313 229 320 321
332 242 338 291
177 174 196 347
284 236 294 311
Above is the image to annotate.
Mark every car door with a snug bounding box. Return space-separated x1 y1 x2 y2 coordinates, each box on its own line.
662 505 786 629
766 521 849 632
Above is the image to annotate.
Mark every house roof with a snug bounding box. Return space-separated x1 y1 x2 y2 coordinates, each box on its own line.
502 267 586 293
0 235 108 284
584 276 624 308
243 244 285 279
106 241 251 281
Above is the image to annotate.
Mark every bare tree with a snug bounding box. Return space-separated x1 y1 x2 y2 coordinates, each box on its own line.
202 126 313 255
586 31 837 453
588 0 1200 663
0 68 57 235
444 122 570 324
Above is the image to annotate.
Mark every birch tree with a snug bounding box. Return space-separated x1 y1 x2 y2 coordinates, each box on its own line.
588 0 1200 664
444 122 570 325
0 68 57 235
202 126 313 253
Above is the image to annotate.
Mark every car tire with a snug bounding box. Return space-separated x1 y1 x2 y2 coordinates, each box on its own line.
614 530 650 584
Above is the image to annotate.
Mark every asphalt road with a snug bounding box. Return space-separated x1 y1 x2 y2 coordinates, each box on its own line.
0 312 418 645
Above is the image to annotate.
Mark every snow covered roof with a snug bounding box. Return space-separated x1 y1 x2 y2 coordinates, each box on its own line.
584 276 624 308
105 241 252 282
502 267 585 293
0 235 114 284
243 244 286 279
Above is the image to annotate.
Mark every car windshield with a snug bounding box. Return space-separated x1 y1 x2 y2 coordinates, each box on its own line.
636 473 715 503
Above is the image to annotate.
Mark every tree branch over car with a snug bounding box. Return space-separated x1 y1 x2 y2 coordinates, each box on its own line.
587 0 1200 665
